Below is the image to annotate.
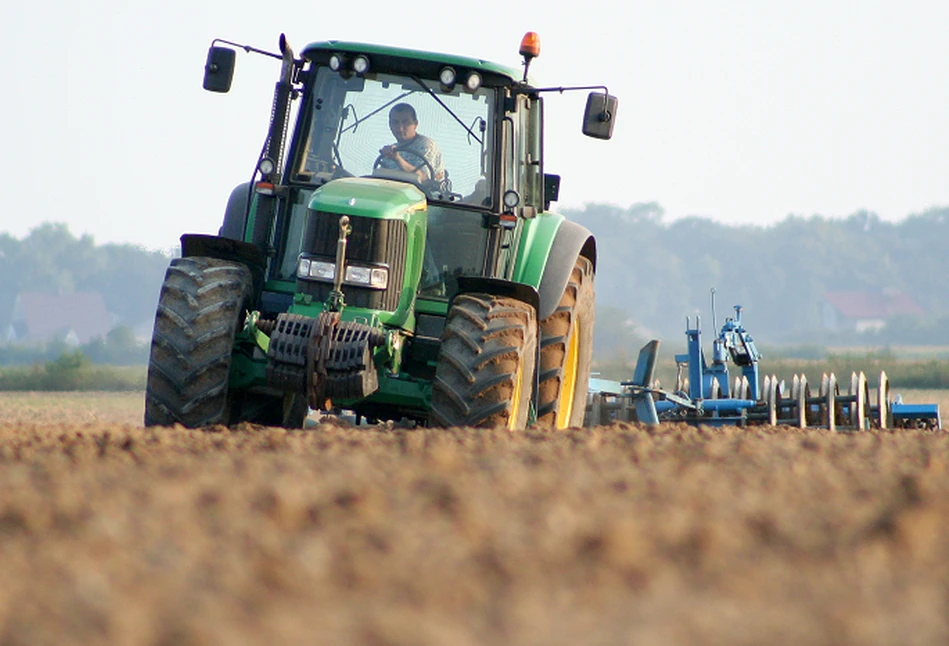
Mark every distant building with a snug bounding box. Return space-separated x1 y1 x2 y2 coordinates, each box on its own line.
6 292 113 346
821 290 925 333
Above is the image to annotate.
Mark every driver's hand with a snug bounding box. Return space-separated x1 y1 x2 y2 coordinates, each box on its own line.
380 145 399 160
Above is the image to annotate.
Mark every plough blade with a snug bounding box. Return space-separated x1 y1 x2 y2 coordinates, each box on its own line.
630 340 660 425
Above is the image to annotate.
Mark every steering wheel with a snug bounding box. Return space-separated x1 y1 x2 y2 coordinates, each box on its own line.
372 150 437 186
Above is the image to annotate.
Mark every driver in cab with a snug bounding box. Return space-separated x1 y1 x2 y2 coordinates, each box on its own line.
378 103 445 184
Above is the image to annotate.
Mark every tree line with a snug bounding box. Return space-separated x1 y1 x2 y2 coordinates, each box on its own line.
566 203 949 359
2 207 947 365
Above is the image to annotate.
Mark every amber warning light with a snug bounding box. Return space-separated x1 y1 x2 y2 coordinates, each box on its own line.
519 32 541 60
519 32 541 82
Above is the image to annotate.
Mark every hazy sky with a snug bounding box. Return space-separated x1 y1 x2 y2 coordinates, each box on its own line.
2 0 947 250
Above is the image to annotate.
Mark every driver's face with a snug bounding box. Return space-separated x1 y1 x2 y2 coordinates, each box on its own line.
389 112 418 143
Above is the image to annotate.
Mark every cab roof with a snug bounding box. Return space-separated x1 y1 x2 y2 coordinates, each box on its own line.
301 40 525 87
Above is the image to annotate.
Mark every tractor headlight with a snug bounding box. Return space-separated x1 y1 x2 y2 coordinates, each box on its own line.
328 54 344 71
298 258 336 281
370 268 389 288
297 258 388 290
257 156 276 176
345 265 371 285
345 265 389 289
309 260 336 281
503 190 520 209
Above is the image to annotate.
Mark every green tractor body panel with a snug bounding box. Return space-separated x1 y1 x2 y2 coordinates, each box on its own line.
414 298 449 316
309 177 427 218
511 211 566 291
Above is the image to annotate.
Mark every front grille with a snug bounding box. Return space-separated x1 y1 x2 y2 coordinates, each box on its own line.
298 211 407 311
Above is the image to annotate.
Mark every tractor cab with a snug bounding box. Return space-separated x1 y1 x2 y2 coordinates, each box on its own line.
290 54 494 206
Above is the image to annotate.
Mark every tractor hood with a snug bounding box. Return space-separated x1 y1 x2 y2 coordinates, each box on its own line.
309 178 427 220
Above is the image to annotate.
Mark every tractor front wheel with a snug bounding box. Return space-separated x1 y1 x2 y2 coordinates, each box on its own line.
536 256 595 428
144 257 252 428
429 294 537 430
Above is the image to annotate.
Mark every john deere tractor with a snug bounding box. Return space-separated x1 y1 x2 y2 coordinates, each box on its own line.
144 32 617 430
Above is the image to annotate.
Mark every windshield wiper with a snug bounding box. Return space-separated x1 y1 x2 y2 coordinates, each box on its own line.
408 75 483 145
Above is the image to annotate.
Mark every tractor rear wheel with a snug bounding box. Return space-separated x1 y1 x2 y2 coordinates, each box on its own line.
144 257 252 428
429 294 536 429
536 256 595 428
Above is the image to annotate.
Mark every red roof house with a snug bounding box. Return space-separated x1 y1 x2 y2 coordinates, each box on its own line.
821 290 925 333
6 292 113 345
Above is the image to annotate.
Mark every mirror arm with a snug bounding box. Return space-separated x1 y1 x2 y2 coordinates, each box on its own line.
514 84 611 97
212 38 283 61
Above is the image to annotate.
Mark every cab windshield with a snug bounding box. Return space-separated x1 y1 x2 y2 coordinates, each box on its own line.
294 66 496 207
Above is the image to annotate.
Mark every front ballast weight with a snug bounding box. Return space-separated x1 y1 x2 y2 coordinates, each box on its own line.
264 311 386 409
585 303 942 431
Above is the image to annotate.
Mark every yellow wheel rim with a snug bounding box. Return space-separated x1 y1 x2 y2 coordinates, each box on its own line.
508 359 524 431
555 321 580 429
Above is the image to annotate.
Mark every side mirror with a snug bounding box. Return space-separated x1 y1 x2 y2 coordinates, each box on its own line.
544 174 561 211
582 92 618 140
203 46 236 93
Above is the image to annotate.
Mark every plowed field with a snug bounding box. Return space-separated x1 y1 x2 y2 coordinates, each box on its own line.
1 392 948 645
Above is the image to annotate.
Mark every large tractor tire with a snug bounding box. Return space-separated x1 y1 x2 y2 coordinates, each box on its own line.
144 257 252 428
536 255 595 428
429 294 537 430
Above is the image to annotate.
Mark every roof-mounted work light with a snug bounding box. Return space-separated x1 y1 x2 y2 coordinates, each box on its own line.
439 66 457 91
352 55 370 75
465 71 482 92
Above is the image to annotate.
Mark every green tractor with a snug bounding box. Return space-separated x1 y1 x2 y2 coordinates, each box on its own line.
144 32 617 430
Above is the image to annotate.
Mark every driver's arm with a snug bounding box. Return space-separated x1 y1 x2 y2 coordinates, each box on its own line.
383 140 444 182
381 145 428 180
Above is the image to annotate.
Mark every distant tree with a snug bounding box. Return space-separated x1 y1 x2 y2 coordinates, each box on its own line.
82 326 149 366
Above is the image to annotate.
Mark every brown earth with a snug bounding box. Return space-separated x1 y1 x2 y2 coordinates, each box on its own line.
1 394 948 645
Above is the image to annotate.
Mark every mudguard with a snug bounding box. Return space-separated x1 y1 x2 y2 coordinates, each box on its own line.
180 233 267 298
219 182 252 241
455 276 539 313
536 220 596 320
